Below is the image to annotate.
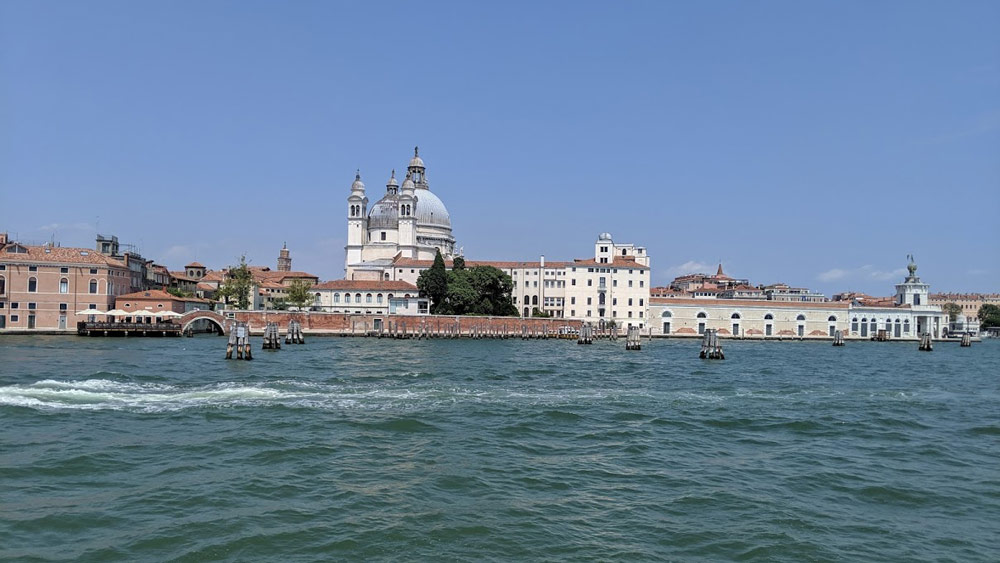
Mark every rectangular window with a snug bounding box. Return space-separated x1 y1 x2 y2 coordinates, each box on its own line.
613 298 617 306
570 297 575 304
11 302 18 309
640 281 644 287
0 277 4 295
28 302 36 309
571 310 575 317
29 266 37 272
587 297 592 305
90 268 98 274
60 267 69 273
11 314 18 323
587 310 591 317
27 314 35 329
639 299 643 306
0 315 4 328
628 298 633 306
381 232 386 241
628 280 633 287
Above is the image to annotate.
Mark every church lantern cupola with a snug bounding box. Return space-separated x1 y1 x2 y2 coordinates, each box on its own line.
408 146 428 188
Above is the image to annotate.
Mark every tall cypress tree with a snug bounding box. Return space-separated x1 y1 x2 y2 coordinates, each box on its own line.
417 249 449 314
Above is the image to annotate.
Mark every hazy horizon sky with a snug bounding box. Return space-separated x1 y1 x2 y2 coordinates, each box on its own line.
2 1 998 296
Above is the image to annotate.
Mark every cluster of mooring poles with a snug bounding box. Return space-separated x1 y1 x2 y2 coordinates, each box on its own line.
833 330 845 346
578 323 594 344
226 321 252 360
625 326 642 350
960 333 971 347
919 332 933 351
699 329 725 359
262 322 281 350
285 320 305 344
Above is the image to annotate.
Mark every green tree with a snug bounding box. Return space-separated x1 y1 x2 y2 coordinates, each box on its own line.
531 307 551 318
942 302 962 322
466 265 518 316
218 255 253 310
452 256 466 271
286 279 315 310
417 249 449 313
979 304 1000 329
166 287 192 298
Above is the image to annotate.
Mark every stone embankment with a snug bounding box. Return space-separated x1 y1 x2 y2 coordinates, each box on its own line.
226 311 576 337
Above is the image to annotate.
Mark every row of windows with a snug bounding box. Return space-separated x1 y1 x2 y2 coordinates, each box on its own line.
569 310 645 319
671 311 831 322
0 275 119 295
0 302 70 311
327 292 411 304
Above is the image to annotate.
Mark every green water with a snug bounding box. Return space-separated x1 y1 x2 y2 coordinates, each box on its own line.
1 336 998 561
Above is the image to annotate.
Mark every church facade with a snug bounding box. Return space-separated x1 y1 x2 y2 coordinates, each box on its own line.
345 147 457 281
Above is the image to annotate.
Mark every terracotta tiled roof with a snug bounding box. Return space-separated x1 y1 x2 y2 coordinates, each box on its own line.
571 257 650 270
650 297 849 309
1 244 126 267
313 280 418 291
253 270 319 283
115 289 211 303
185 261 204 268
201 271 225 282
196 282 215 291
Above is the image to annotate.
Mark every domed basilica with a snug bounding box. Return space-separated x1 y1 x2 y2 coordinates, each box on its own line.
345 147 457 280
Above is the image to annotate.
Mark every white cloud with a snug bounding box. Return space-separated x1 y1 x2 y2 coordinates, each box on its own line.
817 268 849 282
663 260 714 277
38 222 93 232
817 265 907 283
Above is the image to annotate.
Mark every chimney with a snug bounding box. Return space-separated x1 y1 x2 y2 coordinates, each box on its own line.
540 255 545 268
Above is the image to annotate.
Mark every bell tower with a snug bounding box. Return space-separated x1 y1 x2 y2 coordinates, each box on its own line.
345 171 368 273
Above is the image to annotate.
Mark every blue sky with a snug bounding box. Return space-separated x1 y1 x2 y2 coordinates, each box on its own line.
2 1 997 295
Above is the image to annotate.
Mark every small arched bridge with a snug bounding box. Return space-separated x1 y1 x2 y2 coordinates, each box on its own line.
180 310 228 335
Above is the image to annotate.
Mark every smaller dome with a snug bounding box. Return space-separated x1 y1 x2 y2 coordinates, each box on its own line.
351 171 365 191
386 169 398 187
401 171 415 191
598 232 613 241
409 146 424 168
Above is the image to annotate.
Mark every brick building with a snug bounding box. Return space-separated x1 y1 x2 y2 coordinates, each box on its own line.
1 233 131 331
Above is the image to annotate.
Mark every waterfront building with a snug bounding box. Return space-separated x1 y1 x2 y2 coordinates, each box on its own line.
345 147 457 280
116 289 213 315
929 292 1000 324
0 234 131 331
385 233 651 326
96 234 150 293
656 265 826 303
649 257 946 340
311 279 426 315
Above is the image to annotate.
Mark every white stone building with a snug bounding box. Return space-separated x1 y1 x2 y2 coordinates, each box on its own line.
345 147 457 280
649 257 946 340
311 279 424 315
382 233 652 327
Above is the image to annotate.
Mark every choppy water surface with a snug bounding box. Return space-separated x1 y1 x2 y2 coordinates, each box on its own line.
2 336 999 561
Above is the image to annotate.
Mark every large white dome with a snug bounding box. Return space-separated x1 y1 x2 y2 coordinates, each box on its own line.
414 190 451 229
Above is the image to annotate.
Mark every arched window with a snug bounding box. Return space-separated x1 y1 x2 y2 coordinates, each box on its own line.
731 312 741 319
355 293 362 303
377 293 383 304
796 314 806 321
764 313 773 320
89 279 98 294
28 277 37 292
334 293 340 303
532 295 538 305
0 275 5 296
404 294 411 298
388 294 394 300
59 278 68 293
697 312 707 319
661 310 672 318
827 316 837 322
366 293 373 303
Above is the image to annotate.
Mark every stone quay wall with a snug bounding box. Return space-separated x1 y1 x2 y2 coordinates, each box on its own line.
226 311 579 336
